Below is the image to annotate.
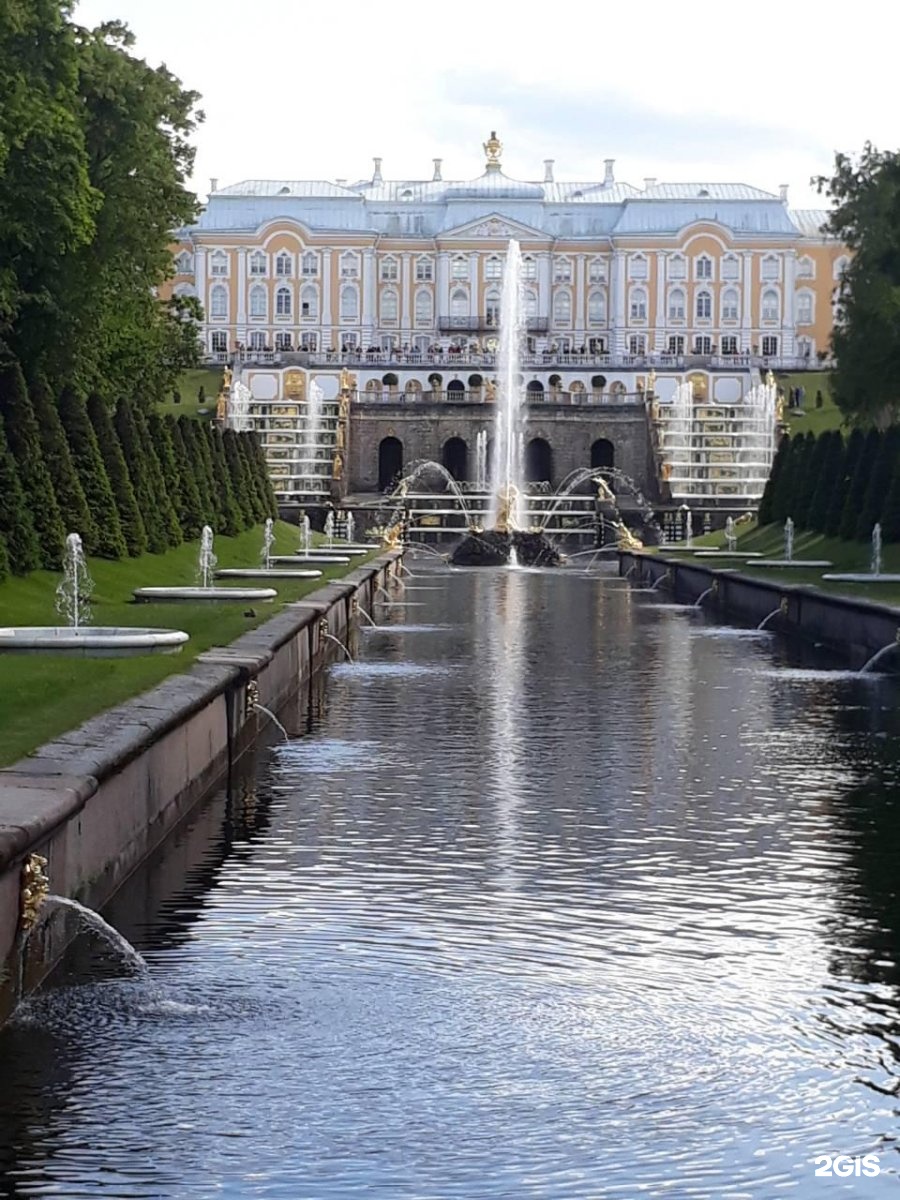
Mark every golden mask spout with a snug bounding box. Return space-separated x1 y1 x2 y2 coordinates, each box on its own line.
20 853 50 935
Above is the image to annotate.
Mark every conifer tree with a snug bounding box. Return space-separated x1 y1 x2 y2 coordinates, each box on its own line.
178 416 215 526
147 413 186 533
235 433 267 522
58 387 126 559
115 397 168 554
808 431 845 533
0 532 9 582
881 453 900 542
795 431 832 529
771 434 803 522
87 394 147 557
856 427 900 540
839 428 881 540
206 425 242 535
0 360 66 568
167 416 204 539
758 435 790 526
192 419 221 527
248 430 278 517
825 428 864 537
223 430 255 528
28 374 94 548
0 410 41 574
137 406 182 548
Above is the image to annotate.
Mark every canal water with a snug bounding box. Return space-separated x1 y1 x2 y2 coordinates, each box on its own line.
2 566 900 1197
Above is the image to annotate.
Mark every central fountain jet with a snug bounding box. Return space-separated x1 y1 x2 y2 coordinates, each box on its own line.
451 239 560 567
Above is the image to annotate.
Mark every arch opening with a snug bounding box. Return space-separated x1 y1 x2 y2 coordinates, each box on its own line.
378 437 403 491
442 437 469 482
525 437 553 485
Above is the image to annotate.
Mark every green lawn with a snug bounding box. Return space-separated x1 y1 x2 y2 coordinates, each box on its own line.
775 370 845 437
661 522 900 608
0 522 377 767
160 367 225 419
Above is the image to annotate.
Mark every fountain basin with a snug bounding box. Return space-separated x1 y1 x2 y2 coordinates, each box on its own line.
133 587 277 603
756 560 834 569
304 548 372 558
215 568 323 580
451 530 562 568
821 573 900 583
692 551 765 559
269 555 351 566
0 626 189 656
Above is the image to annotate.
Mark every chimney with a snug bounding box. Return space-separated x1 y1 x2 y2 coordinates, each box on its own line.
644 177 657 190
779 183 789 203
432 158 443 181
372 157 383 183
544 159 555 183
209 177 219 194
603 159 615 186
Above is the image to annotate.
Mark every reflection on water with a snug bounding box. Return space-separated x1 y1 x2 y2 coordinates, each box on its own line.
2 569 900 1197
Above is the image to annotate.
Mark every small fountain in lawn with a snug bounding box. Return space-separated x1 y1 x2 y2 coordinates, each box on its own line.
823 522 900 584
694 514 765 560
0 533 190 656
215 519 324 581
134 525 278 603
324 511 335 548
300 514 311 554
757 516 833 569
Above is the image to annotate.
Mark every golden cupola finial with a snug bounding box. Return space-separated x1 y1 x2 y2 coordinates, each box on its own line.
483 130 502 169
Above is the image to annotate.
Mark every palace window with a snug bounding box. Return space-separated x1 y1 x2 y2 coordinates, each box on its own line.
721 254 740 280
300 284 318 320
695 290 712 320
667 255 686 280
721 335 739 355
797 336 813 359
588 258 607 284
630 287 647 321
381 289 399 322
451 256 468 280
380 257 399 282
485 256 503 280
695 255 713 280
554 258 572 283
522 256 537 280
523 290 538 320
300 332 318 352
761 255 780 281
629 334 647 355
485 289 501 328
588 289 607 324
796 291 814 325
667 335 685 355
275 332 293 350
797 256 815 279
249 284 267 320
762 335 779 356
694 336 713 354
668 288 686 321
275 286 292 318
761 288 780 321
341 332 359 351
450 288 468 317
209 284 228 319
275 252 293 277
415 257 433 282
340 252 360 278
249 251 267 276
721 288 739 321
301 251 319 277
248 331 265 350
553 289 572 325
209 251 228 277
175 250 193 274
628 254 648 281
210 330 227 352
415 289 433 325
340 284 359 320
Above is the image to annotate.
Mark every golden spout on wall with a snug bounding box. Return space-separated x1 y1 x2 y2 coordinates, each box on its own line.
20 853 50 934
245 679 260 718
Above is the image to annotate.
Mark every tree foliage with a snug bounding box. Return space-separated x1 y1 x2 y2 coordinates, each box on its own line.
58 386 126 558
87 393 147 556
29 372 94 545
0 408 42 574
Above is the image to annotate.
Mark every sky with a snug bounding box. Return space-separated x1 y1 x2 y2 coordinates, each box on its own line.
74 0 895 211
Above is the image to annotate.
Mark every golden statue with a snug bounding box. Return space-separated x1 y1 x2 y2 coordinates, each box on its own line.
20 853 49 933
612 520 643 551
483 130 502 166
222 365 232 391
335 422 345 450
340 366 356 393
661 462 672 481
216 391 227 421
647 368 657 395
494 483 519 534
765 369 776 389
775 391 785 423
382 522 403 548
596 476 616 504
484 379 497 402
332 451 343 481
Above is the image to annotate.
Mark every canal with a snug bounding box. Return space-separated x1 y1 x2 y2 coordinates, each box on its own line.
1 565 899 1196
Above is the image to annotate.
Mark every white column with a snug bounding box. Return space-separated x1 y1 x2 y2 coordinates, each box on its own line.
195 247 208 341
612 250 627 354
437 252 449 324
321 249 333 349
401 252 411 334
782 250 796 358
574 255 585 345
654 254 666 350
742 252 753 351
362 249 375 339
538 253 551 323
469 253 479 319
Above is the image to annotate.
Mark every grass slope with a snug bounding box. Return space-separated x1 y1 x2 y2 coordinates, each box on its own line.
0 522 375 767
775 371 844 437
160 368 225 419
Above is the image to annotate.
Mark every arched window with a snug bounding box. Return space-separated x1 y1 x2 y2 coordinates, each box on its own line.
796 290 814 325
301 251 318 277
721 254 740 280
761 289 780 321
695 290 712 320
249 284 267 319
588 289 607 324
275 286 292 317
340 252 359 278
553 289 572 325
300 284 318 320
340 284 358 320
667 288 685 321
172 282 195 298
380 256 398 282
415 289 432 325
209 284 228 318
381 289 399 321
721 288 739 321
415 256 433 282
522 256 537 280
667 254 686 280
450 288 468 317
695 255 713 280
761 255 780 281
249 250 267 276
275 252 293 277
629 287 647 321
451 256 468 280
628 254 648 280
554 258 572 283
797 256 815 279
485 255 503 280
209 250 228 277
175 250 193 274
523 290 538 320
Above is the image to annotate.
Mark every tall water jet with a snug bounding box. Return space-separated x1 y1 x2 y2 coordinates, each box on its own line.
488 238 526 531
262 517 275 570
306 379 324 458
198 525 217 589
56 533 93 629
300 513 311 554
475 431 488 490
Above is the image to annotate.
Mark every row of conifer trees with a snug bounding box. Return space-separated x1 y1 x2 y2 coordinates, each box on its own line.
0 359 277 582
758 427 900 542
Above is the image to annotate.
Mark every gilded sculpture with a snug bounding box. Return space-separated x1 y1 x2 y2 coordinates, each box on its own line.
20 853 50 934
483 131 502 166
332 451 343 481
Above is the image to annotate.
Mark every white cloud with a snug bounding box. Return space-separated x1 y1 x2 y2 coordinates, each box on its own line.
74 0 895 208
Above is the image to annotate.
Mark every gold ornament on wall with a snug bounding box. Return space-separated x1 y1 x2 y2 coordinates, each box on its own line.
284 369 305 400
20 853 50 934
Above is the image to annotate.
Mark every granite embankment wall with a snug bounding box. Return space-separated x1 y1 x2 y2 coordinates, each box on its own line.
0 551 401 1022
620 552 900 668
